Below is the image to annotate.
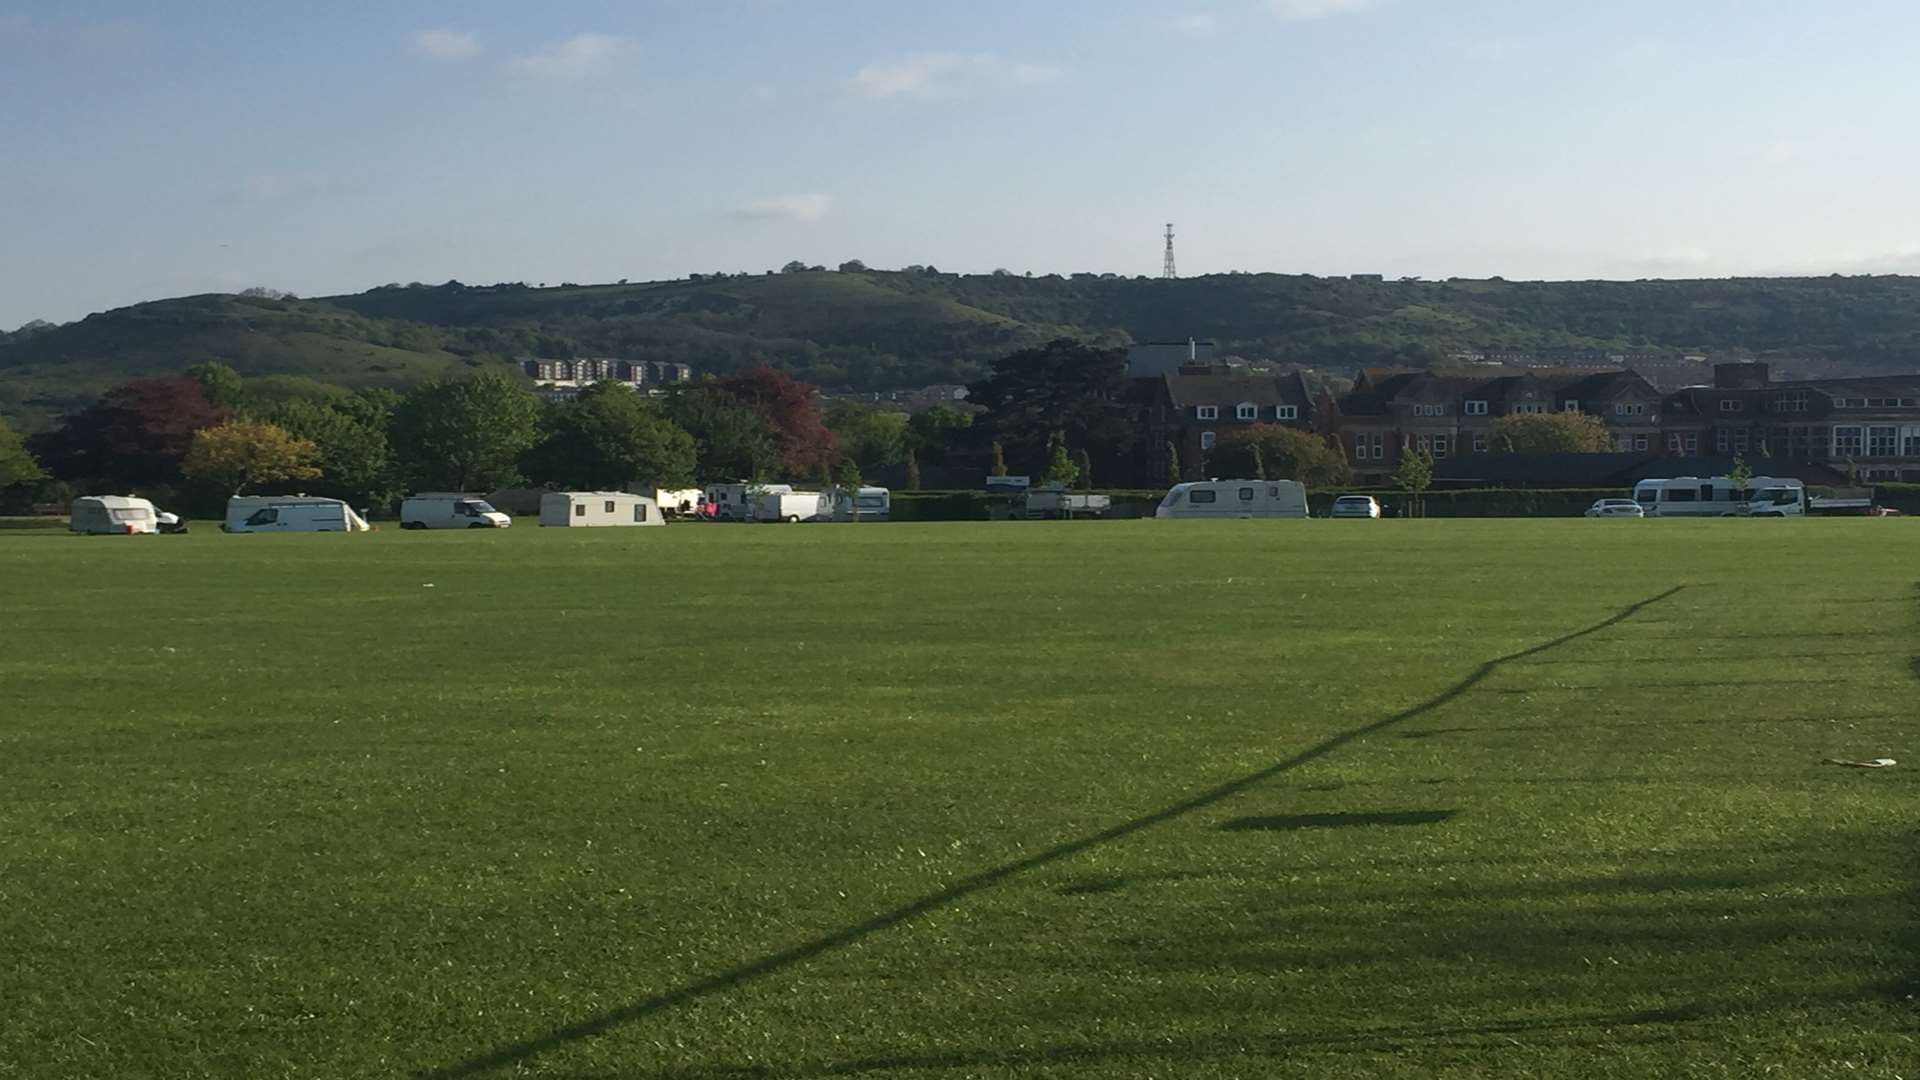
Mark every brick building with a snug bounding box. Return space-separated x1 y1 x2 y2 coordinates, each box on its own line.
1130 366 1327 484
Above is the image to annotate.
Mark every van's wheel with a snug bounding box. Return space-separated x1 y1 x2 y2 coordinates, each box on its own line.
467 522 489 528
401 521 426 530
786 515 801 523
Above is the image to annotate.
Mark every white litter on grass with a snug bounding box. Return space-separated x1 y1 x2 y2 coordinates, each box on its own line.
1826 757 1897 768
422 583 435 588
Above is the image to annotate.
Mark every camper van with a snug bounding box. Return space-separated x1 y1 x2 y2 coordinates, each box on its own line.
704 483 792 522
1631 476 1806 517
224 496 370 533
755 490 827 523
399 494 511 529
70 495 181 535
642 488 705 518
538 491 663 527
1156 480 1310 519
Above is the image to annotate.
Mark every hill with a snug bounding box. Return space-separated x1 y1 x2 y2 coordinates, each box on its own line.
11 270 1920 428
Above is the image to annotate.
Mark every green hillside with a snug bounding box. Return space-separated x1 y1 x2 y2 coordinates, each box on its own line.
11 270 1920 428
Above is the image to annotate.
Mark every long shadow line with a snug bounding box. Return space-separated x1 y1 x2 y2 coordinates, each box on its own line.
423 584 1689 1078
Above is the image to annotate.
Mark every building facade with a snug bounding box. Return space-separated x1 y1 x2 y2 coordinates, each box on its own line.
520 357 694 400
1131 367 1326 484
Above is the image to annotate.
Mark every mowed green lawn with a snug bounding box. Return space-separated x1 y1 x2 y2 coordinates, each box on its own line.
1 520 1914 1079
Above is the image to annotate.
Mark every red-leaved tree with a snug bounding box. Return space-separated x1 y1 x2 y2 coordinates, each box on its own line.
28 376 230 489
706 367 839 476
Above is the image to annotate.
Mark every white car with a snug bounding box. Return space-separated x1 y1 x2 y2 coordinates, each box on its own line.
1329 495 1382 519
1585 499 1645 518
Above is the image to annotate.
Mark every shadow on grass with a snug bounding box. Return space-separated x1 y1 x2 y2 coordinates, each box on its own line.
422 585 1688 1079
1219 810 1456 832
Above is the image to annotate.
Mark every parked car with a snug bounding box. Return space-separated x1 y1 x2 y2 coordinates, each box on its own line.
1329 495 1382 519
1585 499 1646 518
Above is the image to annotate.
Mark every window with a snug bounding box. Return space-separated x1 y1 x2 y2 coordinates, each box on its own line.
1236 402 1257 420
1614 403 1647 417
1868 398 1902 409
1667 433 1684 452
635 503 649 523
1562 399 1580 412
1239 487 1255 502
1190 489 1218 504
1834 397 1865 409
1200 431 1216 450
245 508 278 526
1411 403 1446 417
1720 399 1743 413
1512 403 1545 415
1616 436 1634 452
1666 488 1697 503
1634 435 1649 452
574 504 586 518
1833 425 1863 457
604 501 616 513
1465 400 1489 416
1733 429 1749 453
1472 432 1488 453
1196 405 1218 420
1275 405 1298 421
1869 426 1898 456
1355 432 1384 460
1904 427 1920 458
1684 433 1698 453
1432 435 1450 458
1773 391 1808 413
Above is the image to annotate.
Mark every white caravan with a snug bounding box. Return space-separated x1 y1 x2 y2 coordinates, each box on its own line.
641 488 705 518
224 496 370 533
827 486 892 521
755 490 828 523
400 494 511 529
704 483 791 522
1156 480 1310 519
539 491 663 527
1631 476 1806 517
70 495 173 535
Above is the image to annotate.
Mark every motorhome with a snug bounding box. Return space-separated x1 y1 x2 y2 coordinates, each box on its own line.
828 486 892 521
1631 476 1806 517
1156 480 1310 519
538 491 663 527
641 488 705 518
704 483 791 522
399 494 511 529
70 495 177 535
755 490 827 523
224 496 370 533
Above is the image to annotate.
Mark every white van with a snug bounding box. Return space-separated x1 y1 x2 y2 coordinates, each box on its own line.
1631 476 1806 517
538 491 663 527
70 495 176 535
224 496 370 533
755 490 827 523
400 494 511 529
1156 480 1309 519
704 483 791 522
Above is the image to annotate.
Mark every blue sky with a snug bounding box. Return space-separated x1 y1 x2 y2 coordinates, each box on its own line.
4 0 1920 327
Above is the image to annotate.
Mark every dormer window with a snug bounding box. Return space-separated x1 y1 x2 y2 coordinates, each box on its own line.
1720 400 1743 413
1275 405 1298 421
1235 402 1257 421
1196 405 1218 420
1562 399 1580 412
1465 400 1489 416
1413 403 1447 418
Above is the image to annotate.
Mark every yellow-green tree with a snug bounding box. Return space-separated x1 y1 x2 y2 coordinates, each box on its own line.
1488 411 1614 453
182 420 321 494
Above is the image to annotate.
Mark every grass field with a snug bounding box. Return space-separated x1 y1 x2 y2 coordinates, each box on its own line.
2 521 1915 1079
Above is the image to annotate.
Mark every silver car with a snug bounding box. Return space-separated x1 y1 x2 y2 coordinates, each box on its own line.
1585 498 1645 518
1330 495 1382 519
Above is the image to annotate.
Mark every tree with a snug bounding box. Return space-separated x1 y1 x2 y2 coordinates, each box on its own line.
0 418 46 489
390 370 541 492
661 387 779 482
990 441 1008 477
525 382 697 490
182 420 322 495
1074 448 1093 491
835 459 864 520
1488 411 1613 454
269 391 401 511
1728 454 1753 492
706 367 838 476
1212 426 1351 486
906 404 973 464
1041 431 1080 488
781 261 809 274
27 376 227 489
968 339 1133 478
185 361 247 411
824 401 907 471
904 447 922 490
837 260 868 273
1166 441 1180 483
1393 448 1434 518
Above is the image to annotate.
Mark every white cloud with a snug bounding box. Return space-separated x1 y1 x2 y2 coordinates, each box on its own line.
412 29 481 62
849 52 1064 99
735 193 834 223
1267 0 1382 20
1173 13 1221 38
508 33 628 80
1761 139 1799 167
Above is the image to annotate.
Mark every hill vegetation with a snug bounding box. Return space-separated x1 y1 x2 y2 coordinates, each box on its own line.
11 268 1920 427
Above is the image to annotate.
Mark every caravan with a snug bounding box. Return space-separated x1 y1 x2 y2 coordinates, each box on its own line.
539 491 663 527
70 495 182 535
224 496 370 533
1156 480 1309 519
704 483 791 522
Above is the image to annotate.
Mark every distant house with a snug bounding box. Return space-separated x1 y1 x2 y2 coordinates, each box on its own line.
1660 363 1920 481
520 357 694 400
1131 367 1324 483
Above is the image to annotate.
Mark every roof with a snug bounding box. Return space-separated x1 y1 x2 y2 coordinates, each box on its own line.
1159 372 1311 410
1342 367 1658 416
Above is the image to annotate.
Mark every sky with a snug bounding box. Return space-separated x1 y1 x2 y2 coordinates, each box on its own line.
5 0 1920 327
